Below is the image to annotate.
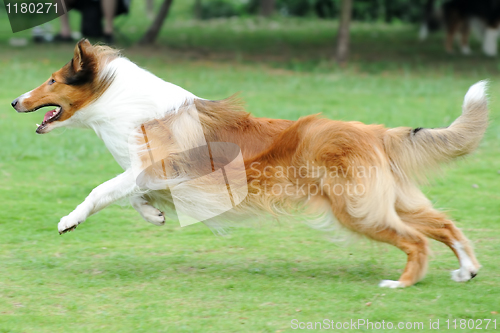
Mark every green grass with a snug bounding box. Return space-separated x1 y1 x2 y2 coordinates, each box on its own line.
1 4 500 333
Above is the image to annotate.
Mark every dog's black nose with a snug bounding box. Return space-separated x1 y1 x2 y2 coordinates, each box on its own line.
11 99 18 108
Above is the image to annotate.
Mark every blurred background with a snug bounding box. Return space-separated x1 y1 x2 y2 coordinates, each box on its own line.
1 0 500 73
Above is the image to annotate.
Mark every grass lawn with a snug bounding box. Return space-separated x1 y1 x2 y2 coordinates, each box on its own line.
0 2 500 332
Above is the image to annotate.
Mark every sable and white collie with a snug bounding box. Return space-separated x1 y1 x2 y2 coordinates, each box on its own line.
12 40 488 288
420 0 500 56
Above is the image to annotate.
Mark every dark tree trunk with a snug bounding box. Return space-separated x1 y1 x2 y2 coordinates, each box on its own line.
335 0 353 65
384 0 392 23
194 0 202 19
260 0 275 17
146 0 154 20
139 0 174 45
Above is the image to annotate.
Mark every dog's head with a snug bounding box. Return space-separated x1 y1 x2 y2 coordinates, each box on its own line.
11 39 118 134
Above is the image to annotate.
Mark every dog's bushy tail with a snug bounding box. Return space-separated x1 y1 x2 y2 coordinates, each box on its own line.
384 81 489 181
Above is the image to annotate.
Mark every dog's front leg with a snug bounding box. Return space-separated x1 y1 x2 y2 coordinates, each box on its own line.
58 170 139 234
130 195 165 226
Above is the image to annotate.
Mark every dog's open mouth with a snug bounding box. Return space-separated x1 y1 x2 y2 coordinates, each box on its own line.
36 106 62 133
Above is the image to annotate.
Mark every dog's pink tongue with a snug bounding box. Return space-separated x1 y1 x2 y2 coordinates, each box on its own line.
43 109 56 123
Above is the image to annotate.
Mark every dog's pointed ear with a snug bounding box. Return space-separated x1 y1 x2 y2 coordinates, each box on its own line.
72 39 92 72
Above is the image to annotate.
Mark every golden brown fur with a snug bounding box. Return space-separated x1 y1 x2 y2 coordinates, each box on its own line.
135 87 487 287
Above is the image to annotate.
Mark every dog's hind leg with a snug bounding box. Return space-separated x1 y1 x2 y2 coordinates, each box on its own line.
442 3 463 54
130 195 165 226
445 27 457 54
398 208 480 283
460 20 471 55
365 226 428 288
331 204 429 288
444 20 459 53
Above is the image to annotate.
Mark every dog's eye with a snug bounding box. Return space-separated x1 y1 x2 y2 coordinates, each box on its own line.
48 79 56 85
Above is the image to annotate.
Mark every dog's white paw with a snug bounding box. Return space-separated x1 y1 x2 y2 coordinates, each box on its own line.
451 267 478 282
139 204 165 226
131 197 165 226
58 214 84 234
379 280 404 288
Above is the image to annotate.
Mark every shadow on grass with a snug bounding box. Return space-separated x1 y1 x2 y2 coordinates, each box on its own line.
61 255 386 285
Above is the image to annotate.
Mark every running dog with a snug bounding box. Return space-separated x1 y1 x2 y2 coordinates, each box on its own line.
11 40 488 288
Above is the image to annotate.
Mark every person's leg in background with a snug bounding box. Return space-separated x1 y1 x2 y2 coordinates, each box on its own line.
58 13 73 40
102 0 117 43
53 0 78 42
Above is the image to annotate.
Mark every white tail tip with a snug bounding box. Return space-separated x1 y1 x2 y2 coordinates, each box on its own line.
464 80 488 106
